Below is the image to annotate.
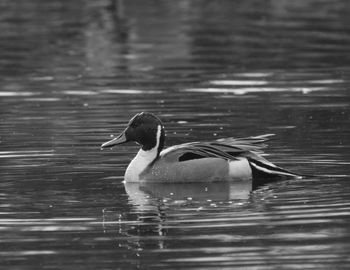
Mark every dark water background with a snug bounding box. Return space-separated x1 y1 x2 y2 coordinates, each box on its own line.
1 0 350 269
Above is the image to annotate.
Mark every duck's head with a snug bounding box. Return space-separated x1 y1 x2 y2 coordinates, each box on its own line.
101 112 165 152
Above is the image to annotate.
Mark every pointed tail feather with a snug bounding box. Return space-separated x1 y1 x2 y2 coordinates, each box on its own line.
247 157 301 179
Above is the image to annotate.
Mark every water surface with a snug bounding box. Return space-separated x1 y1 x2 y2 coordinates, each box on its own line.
1 0 350 269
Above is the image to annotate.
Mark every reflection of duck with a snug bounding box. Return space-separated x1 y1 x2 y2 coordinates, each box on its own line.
125 181 252 204
102 112 300 183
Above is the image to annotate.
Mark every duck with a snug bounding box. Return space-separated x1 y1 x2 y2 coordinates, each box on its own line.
101 112 300 183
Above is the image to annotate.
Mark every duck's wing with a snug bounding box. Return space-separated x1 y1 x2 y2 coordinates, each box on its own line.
160 134 274 162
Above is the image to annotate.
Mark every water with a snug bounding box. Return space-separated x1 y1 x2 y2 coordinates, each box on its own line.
1 0 350 269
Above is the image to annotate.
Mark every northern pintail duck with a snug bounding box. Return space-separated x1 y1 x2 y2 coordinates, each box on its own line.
101 112 299 182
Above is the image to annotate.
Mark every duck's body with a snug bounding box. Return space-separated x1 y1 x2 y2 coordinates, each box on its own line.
101 112 299 183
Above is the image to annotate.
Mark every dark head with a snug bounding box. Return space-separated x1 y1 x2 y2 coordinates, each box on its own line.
101 112 165 153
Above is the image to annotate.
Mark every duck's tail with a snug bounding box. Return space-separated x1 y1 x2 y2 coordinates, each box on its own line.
247 155 302 179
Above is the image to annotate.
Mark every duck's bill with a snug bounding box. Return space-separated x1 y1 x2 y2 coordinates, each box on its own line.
101 132 127 148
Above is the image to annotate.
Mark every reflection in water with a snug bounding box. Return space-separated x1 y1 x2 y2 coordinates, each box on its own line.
125 181 252 206
1 0 350 269
103 181 256 263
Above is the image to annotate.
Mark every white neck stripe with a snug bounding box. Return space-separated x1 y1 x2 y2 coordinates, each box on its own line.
155 124 162 154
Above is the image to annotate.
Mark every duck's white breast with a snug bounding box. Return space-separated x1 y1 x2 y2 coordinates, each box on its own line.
125 148 158 182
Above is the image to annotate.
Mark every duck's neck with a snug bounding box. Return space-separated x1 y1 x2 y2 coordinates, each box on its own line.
125 125 164 182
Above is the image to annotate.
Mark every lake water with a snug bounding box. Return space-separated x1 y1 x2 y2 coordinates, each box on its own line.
1 0 350 269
